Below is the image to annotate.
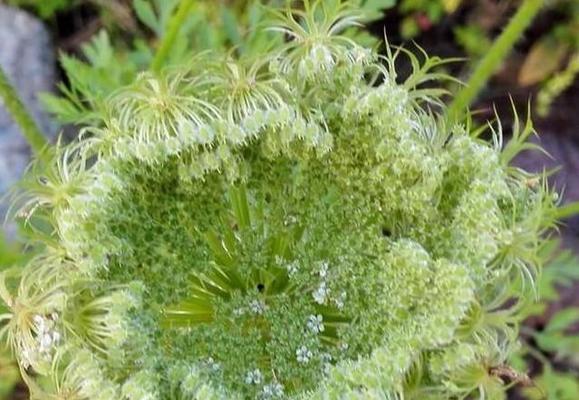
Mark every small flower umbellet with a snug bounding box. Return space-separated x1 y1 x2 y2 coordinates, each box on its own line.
0 1 562 399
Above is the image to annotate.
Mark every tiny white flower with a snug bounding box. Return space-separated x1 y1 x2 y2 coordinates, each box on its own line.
33 315 45 331
319 261 329 278
21 350 32 369
39 333 53 351
261 382 284 398
296 346 313 364
334 291 347 309
284 215 297 226
204 357 221 372
233 307 246 317
313 281 328 304
307 314 324 334
286 261 299 277
244 369 263 385
320 353 332 375
249 299 267 315
52 331 61 344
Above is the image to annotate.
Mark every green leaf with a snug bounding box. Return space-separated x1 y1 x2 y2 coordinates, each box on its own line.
524 370 579 400
555 201 579 219
359 0 395 21
0 352 20 397
545 308 579 333
221 6 243 50
454 25 491 57
535 332 564 352
39 92 86 124
81 31 114 68
133 0 162 35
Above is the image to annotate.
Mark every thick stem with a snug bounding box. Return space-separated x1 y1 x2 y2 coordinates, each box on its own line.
150 0 196 72
447 0 544 122
0 65 47 155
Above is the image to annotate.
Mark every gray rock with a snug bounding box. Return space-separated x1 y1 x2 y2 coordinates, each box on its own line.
0 5 56 237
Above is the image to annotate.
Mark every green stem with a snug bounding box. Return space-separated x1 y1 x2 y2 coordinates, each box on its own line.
447 0 544 122
150 0 196 72
0 65 47 155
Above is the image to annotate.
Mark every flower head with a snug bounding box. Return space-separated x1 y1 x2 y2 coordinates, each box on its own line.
0 1 559 399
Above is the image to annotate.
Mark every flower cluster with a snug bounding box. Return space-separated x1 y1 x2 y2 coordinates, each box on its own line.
0 1 560 399
21 314 61 369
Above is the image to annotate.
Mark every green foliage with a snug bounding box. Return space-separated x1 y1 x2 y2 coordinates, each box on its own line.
392 0 579 117
518 0 579 94
0 65 48 154
0 0 566 399
447 0 544 122
512 248 579 400
0 234 24 399
7 0 74 18
0 350 20 400
40 0 391 126
454 25 491 58
40 0 287 125
356 0 396 21
536 52 579 117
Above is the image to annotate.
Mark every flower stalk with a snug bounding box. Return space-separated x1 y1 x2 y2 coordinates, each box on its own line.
447 0 544 122
150 0 197 72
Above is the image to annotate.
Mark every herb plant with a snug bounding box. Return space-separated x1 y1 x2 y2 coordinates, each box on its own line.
0 1 566 399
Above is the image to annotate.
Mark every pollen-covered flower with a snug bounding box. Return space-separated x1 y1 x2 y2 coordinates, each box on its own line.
0 1 561 399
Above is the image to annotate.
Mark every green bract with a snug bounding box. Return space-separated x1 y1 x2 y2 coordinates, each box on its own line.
0 2 560 399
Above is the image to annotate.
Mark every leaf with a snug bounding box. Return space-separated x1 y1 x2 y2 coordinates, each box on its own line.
39 92 85 124
555 201 579 219
221 6 243 49
535 332 564 352
81 31 114 68
359 0 396 21
454 25 491 57
133 0 162 35
522 301 547 318
0 233 21 269
545 308 579 333
524 370 579 400
155 0 182 36
519 37 569 86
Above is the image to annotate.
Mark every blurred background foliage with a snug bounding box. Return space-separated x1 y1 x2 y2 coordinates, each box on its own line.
0 234 23 398
512 243 579 400
1 0 579 399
